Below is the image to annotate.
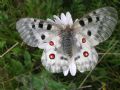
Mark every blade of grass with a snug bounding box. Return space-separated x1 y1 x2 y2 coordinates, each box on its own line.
0 42 19 58
98 53 120 55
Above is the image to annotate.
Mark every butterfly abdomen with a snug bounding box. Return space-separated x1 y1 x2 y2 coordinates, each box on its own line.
61 30 74 57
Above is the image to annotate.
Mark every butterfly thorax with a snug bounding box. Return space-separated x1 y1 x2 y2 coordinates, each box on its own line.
60 27 75 57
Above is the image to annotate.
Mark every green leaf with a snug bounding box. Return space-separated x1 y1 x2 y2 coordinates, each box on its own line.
12 47 22 55
0 40 6 49
6 59 24 75
24 51 32 69
32 76 45 90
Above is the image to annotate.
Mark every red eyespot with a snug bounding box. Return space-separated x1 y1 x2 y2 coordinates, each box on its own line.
49 41 54 46
83 51 89 57
82 38 86 43
49 54 55 59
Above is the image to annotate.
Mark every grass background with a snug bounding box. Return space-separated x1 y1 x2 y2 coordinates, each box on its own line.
0 0 120 90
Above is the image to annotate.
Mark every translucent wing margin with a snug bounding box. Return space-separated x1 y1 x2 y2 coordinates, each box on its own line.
73 7 118 46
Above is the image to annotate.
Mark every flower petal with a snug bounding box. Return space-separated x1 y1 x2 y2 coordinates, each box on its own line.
61 13 67 25
66 12 73 25
52 12 74 28
69 62 76 76
53 15 62 24
47 18 54 23
63 68 69 76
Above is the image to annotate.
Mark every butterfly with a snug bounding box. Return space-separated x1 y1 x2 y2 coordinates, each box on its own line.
16 7 118 76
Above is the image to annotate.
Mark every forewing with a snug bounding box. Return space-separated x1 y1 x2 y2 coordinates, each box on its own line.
16 18 61 49
73 7 118 46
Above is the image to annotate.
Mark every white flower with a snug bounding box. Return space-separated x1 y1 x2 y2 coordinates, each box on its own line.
47 12 73 28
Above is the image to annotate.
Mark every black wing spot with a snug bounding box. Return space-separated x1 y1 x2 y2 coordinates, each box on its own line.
87 30 91 36
60 56 64 60
93 11 96 14
47 24 52 30
60 56 68 60
64 58 68 60
32 24 35 29
87 16 92 23
34 19 36 22
38 22 43 28
96 16 99 22
41 34 45 40
75 56 80 61
79 20 85 26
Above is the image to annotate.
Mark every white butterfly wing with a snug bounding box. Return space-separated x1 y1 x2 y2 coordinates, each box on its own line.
16 18 72 75
37 34 70 75
74 34 98 73
73 7 118 46
73 7 117 73
16 18 61 49
41 49 69 74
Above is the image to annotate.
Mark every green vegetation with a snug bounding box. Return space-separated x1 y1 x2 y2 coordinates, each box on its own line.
0 0 120 90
